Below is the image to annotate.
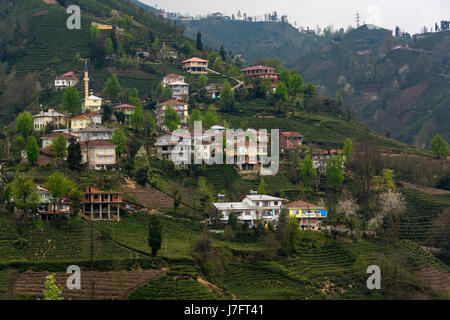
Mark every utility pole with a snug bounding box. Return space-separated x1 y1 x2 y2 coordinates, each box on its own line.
355 10 361 28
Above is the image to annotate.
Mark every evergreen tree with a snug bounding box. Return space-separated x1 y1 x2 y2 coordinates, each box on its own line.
148 216 162 256
17 111 33 138
104 74 121 102
110 130 127 158
219 45 226 61
196 32 203 51
220 80 235 112
257 177 267 195
164 105 180 131
130 104 144 130
275 81 289 102
62 86 81 114
67 138 82 171
51 134 67 166
25 136 39 165
325 156 345 192
301 154 316 190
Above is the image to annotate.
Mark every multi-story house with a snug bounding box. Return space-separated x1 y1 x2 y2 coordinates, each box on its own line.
155 99 189 131
241 65 279 87
285 200 328 230
32 109 66 131
182 57 209 74
214 194 285 226
82 186 122 221
155 131 192 164
79 125 113 142
36 185 72 221
168 81 189 100
280 131 304 152
114 104 136 122
70 115 91 131
225 130 269 171
54 71 79 90
161 73 185 87
80 140 117 170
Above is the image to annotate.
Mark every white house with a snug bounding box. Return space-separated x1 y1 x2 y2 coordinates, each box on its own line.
168 81 189 100
214 195 285 226
54 71 79 90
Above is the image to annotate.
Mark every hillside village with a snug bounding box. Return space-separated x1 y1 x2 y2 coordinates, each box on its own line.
0 0 449 301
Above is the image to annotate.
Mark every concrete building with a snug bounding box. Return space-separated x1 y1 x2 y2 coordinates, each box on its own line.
80 140 117 170
280 131 304 151
79 125 113 142
214 195 285 226
285 200 327 230
36 185 72 221
82 187 122 221
41 132 77 148
155 99 189 131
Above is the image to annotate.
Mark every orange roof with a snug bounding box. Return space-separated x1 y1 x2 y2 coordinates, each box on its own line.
114 104 136 110
285 200 323 209
71 115 89 120
281 131 303 138
83 112 102 117
182 57 208 63
163 73 182 79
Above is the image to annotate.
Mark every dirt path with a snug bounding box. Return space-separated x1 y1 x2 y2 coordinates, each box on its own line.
197 276 237 300
14 269 166 300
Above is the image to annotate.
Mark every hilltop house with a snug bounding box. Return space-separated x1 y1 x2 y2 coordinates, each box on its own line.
80 140 117 170
114 104 136 122
280 131 304 151
182 57 209 74
213 195 285 226
54 71 80 90
82 187 122 221
285 200 327 230
32 109 66 131
41 132 76 148
155 99 189 131
36 185 72 221
241 65 279 87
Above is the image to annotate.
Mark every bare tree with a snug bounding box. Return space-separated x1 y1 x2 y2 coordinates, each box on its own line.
337 196 360 236
371 191 406 248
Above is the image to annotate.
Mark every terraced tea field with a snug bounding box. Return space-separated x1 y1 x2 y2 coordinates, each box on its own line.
399 188 450 242
15 269 166 300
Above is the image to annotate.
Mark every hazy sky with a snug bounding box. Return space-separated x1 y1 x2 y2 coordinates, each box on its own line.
141 0 449 34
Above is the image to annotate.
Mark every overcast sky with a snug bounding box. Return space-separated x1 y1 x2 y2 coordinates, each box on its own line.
141 0 449 34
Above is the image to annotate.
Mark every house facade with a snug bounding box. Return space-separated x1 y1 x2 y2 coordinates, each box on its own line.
168 81 189 100
80 140 117 170
54 71 79 90
285 200 327 230
70 115 91 131
241 65 279 87
182 57 209 74
225 130 269 171
280 131 304 151
36 185 72 221
114 104 136 121
214 195 285 226
79 125 114 142
155 99 189 131
161 74 185 87
32 109 66 131
82 187 122 221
